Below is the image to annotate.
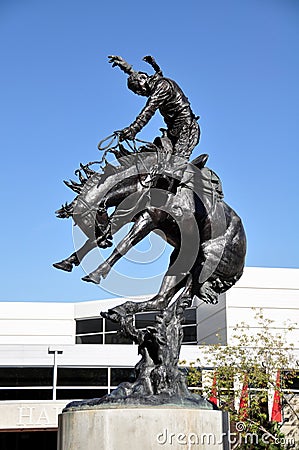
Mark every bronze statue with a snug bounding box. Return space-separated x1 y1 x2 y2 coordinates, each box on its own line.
109 55 200 195
54 57 246 408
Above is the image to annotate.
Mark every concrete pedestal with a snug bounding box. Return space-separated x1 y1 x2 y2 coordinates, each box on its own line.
58 407 230 450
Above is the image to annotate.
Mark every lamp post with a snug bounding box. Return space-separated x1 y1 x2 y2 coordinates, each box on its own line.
48 347 63 401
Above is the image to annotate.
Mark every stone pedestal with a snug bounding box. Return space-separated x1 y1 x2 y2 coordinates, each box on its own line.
58 407 230 450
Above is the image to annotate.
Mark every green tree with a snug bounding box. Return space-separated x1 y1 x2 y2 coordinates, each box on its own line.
184 309 299 449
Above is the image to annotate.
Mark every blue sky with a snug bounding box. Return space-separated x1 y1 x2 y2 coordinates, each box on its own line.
0 0 298 302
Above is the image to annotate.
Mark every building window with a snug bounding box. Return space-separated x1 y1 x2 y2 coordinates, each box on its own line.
75 317 133 344
75 308 197 345
0 367 53 387
57 368 108 386
182 326 197 343
75 317 104 343
105 320 121 332
0 366 142 402
0 431 57 450
56 388 108 400
76 334 103 344
76 318 103 334
0 389 53 401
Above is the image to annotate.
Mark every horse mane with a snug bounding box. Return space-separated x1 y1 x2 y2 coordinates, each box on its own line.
63 150 222 205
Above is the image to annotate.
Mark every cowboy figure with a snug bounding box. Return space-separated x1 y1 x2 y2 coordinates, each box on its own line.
108 55 200 163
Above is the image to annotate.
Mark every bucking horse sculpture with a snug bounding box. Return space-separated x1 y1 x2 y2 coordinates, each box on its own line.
54 134 246 314
54 134 246 408
55 56 246 408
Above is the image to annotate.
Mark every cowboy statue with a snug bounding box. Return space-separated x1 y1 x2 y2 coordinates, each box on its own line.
93 55 202 243
109 55 200 161
53 55 246 410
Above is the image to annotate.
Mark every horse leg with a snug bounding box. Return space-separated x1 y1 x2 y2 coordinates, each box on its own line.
103 247 192 321
138 239 196 311
134 272 189 311
53 238 97 272
82 210 156 284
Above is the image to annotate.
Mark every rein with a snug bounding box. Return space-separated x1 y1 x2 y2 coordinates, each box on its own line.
97 132 160 188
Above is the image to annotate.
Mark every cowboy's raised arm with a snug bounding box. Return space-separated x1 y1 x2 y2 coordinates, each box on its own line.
108 55 134 75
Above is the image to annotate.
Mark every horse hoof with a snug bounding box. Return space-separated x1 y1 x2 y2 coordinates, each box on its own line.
53 261 73 272
97 239 113 249
82 273 100 284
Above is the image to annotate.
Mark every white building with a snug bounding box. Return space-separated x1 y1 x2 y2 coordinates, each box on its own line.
0 267 298 449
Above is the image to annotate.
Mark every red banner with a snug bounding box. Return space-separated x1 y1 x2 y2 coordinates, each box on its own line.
271 370 282 423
